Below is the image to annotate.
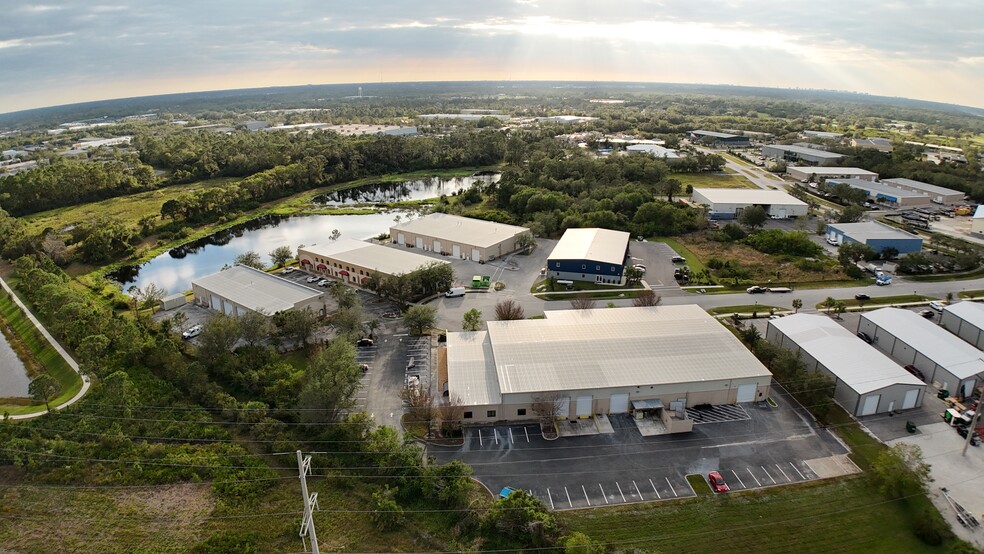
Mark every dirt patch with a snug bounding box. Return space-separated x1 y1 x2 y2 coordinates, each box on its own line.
116 483 215 528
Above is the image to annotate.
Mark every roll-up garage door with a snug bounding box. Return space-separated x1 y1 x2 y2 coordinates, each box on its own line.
471 248 481 262
433 240 442 253
609 393 629 414
452 244 461 258
223 301 236 316
902 389 919 410
210 294 219 310
576 395 593 418
860 395 880 416
736 384 757 403
415 237 423 249
397 233 405 245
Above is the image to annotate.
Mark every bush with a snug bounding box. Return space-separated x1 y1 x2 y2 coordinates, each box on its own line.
913 507 952 546
706 257 725 269
192 532 260 554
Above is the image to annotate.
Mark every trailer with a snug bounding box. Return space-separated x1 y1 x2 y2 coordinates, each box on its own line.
159 293 187 311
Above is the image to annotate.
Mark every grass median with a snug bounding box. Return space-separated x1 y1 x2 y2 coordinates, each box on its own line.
814 294 931 309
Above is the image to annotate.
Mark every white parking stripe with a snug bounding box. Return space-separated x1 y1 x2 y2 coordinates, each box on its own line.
616 482 626 503
547 487 554 509
599 484 609 504
791 462 806 480
775 464 791 482
524 427 530 442
478 429 483 447
666 477 677 497
649 478 661 499
494 429 499 445
633 480 643 500
747 467 761 487
761 466 776 484
508 428 514 443
582 485 591 507
565 486 573 508
731 470 746 489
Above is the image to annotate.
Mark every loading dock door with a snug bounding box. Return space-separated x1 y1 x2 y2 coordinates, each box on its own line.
778 208 787 218
860 395 880 416
576 395 593 418
397 233 405 245
609 393 629 414
736 384 756 403
471 248 481 262
433 240 442 253
558 397 571 419
415 237 423 249
902 389 919 410
452 244 461 258
964 379 976 399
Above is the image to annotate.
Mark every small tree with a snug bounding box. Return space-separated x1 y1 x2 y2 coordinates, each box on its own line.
515 231 536 253
238 310 275 347
269 245 293 268
569 294 595 310
872 443 932 500
834 301 847 319
837 204 866 223
632 289 662 307
234 250 264 269
438 394 465 437
791 298 803 313
624 265 644 286
462 308 483 331
403 305 437 335
495 299 525 321
532 393 566 428
370 486 403 531
28 374 60 411
738 205 768 228
400 386 437 435
364 318 381 340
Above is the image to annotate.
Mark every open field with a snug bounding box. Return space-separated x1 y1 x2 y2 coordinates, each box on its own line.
707 304 783 315
817 294 932 309
682 233 848 285
668 171 755 189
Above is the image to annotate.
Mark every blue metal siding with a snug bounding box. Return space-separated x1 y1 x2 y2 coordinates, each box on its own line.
866 238 922 255
548 259 624 278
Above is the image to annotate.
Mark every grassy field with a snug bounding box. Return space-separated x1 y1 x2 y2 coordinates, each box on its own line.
0 290 82 415
668 171 755 189
707 304 783 315
959 290 984 299
816 294 932 309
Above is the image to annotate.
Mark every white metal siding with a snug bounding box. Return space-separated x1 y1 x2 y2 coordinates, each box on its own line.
736 383 757 403
576 395 593 417
902 389 919 409
558 397 571 419
964 379 976 398
609 393 629 414
861 395 880 416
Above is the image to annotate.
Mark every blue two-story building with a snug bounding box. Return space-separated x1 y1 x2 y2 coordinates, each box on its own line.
546 228 631 284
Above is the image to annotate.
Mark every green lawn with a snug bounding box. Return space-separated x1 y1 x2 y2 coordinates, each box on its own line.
815 294 932 309
668 171 755 189
959 290 984 299
708 304 783 315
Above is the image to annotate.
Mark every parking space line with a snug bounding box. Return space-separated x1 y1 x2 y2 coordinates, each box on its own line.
761 466 776 484
599 484 609 504
508 428 514 444
633 480 643 500
666 477 677 497
775 464 791 482
524 427 530 442
649 479 661 499
582 485 591 507
565 486 573 508
747 468 761 487
547 488 554 510
731 470 746 489
478 429 483 447
791 462 806 480
494 428 499 445
616 482 626 503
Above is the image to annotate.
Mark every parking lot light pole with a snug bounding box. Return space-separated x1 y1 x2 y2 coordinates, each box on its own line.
962 409 982 457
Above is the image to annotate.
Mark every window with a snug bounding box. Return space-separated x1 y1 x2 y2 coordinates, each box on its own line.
581 264 586 269
596 265 601 271
463 411 473 419
554 262 560 268
517 408 526 416
611 266 617 272
487 410 496 418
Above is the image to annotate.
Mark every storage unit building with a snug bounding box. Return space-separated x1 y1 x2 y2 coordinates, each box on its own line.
881 178 964 205
941 302 984 351
766 314 925 416
192 265 326 317
787 166 878 182
625 143 682 161
688 130 750 147
826 179 931 208
158 293 187 311
692 188 809 219
761 144 844 166
824 221 923 254
444 305 773 428
973 205 984 235
298 238 450 287
858 308 984 398
389 213 529 263
546 228 630 284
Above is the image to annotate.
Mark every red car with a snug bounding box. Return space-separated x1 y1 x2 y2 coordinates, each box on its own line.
708 471 730 493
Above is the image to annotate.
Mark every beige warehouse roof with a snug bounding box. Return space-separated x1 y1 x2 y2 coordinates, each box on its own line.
547 228 630 266
447 305 771 405
192 265 322 314
300 238 447 276
692 188 808 207
390 213 529 248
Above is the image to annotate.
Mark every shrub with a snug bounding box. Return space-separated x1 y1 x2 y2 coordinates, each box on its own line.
913 507 952 546
192 532 260 554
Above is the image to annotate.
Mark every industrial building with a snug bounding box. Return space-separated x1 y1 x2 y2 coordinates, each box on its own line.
787 166 878 182
766 314 925 416
298 238 449 286
850 137 894 152
688 130 750 147
546 228 630 284
389 213 529 263
826 179 931 208
419 113 510 121
858 308 984 399
761 144 844 166
941 302 984 351
802 130 844 140
192 265 326 317
625 144 682 161
444 305 773 427
881 178 965 205
973 206 984 235
691 188 809 219
538 115 599 124
824 221 923 254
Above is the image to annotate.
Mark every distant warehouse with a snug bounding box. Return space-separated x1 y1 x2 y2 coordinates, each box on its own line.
625 143 682 162
761 144 844 166
688 130 750 147
192 265 327 317
826 178 931 208
787 166 878 182
824 221 923 254
390 213 529 262
881 178 965 205
546 228 630 284
298 238 450 287
941 302 984 351
691 188 808 220
766 314 925 416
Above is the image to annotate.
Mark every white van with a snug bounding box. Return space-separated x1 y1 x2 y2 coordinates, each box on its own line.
445 287 466 298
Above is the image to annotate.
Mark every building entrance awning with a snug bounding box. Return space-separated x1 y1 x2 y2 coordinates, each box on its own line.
631 399 664 410
339 270 349 276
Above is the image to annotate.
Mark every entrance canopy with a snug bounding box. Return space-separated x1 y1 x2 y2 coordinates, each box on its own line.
631 399 664 410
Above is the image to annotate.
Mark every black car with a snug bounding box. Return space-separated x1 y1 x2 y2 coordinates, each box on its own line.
957 426 981 446
855 294 870 301
356 338 374 347
857 331 873 344
919 310 935 319
671 255 686 263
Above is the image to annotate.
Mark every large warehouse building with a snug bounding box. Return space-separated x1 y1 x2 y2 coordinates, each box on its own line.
941 302 984 351
546 228 630 284
688 130 750 147
761 144 844 166
824 221 923 254
827 179 931 208
692 188 809 219
389 213 529 263
787 166 878 182
858 308 984 399
192 265 327 317
766 314 925 416
444 305 773 428
298 238 450 286
881 178 965 205
626 143 682 161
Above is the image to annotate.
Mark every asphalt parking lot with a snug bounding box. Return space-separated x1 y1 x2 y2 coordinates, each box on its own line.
429 387 846 510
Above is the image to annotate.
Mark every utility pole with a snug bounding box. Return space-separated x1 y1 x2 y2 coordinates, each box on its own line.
296 450 320 554
962 407 982 457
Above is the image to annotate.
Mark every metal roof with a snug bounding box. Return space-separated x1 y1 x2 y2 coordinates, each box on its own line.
763 144 844 159
448 305 772 404
975 205 984 220
827 179 929 198
390 213 529 248
692 188 808 207
626 144 681 159
547 228 630 266
788 166 878 177
944 301 984 330
861 308 984 380
826 221 922 242
768 314 923 394
192 265 321 314
300 238 447 276
690 130 741 139
881 178 963 198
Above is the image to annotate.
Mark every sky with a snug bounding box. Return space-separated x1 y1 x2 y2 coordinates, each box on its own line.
1 1 982 113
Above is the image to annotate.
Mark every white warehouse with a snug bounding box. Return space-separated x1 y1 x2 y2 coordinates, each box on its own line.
941 302 984 351
691 188 809 219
